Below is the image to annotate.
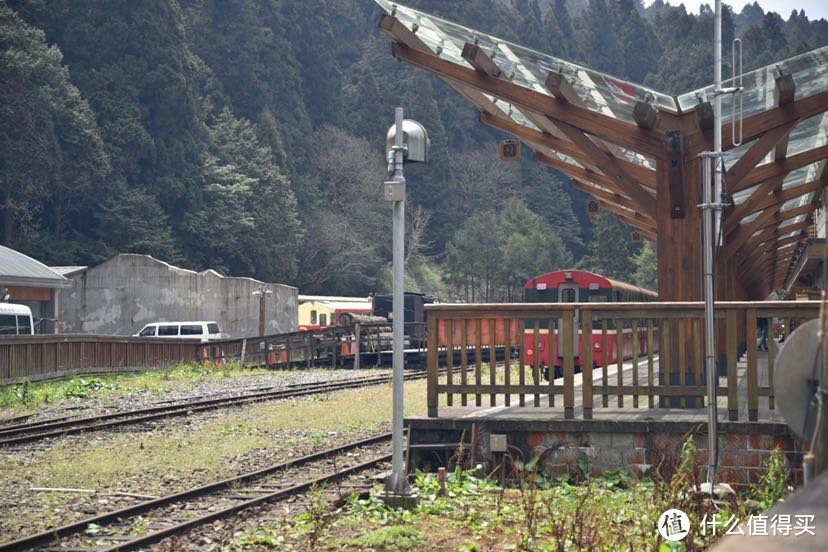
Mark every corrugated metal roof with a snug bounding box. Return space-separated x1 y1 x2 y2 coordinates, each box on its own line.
0 246 72 288
50 266 87 277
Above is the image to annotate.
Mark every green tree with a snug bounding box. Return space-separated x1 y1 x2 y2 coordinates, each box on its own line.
187 108 302 281
0 3 109 253
632 240 658 291
497 198 572 301
579 211 638 282
445 212 502 302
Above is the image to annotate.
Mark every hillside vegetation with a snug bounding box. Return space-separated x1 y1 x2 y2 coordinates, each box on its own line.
2 0 824 299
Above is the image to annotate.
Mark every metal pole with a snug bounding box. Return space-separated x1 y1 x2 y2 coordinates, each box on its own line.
701 153 719 485
388 107 410 495
713 0 723 245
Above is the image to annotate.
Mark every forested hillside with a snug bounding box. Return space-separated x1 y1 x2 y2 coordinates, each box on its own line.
2 0 825 299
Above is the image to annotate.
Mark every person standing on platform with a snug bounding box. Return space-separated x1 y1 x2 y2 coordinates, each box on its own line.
757 317 768 351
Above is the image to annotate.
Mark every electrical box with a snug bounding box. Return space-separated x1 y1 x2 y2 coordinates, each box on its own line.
384 181 406 202
490 434 507 453
499 140 521 161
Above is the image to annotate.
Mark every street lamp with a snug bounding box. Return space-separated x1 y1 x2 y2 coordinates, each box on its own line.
385 107 428 499
252 285 272 337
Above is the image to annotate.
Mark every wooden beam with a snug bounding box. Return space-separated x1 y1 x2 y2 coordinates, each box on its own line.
685 89 828 152
729 144 828 194
736 219 813 261
696 101 714 132
480 111 657 190
570 178 655 224
633 101 659 130
725 176 825 232
535 151 650 213
723 119 799 191
553 119 657 215
588 200 658 238
389 41 666 158
378 14 432 53
773 74 796 161
724 203 815 260
461 43 502 78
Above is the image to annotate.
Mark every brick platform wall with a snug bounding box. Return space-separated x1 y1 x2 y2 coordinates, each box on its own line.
407 418 804 488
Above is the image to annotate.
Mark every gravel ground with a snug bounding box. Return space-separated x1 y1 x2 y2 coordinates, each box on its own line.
0 368 395 545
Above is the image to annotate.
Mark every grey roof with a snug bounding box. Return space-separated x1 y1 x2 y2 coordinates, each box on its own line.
0 246 72 288
51 266 88 277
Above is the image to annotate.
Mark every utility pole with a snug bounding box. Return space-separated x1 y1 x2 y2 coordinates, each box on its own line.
252 286 271 337
384 107 428 501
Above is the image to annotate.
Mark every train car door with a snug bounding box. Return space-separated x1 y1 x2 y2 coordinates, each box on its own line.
557 283 579 362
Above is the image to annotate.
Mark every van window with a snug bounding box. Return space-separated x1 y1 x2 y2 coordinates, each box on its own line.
158 325 179 336
0 314 33 335
180 324 202 335
0 315 17 335
139 326 157 337
207 323 220 335
18 315 32 335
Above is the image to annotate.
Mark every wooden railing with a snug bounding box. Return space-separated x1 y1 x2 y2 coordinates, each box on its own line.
0 335 200 384
425 301 820 421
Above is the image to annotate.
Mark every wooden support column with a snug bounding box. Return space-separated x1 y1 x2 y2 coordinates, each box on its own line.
656 125 704 406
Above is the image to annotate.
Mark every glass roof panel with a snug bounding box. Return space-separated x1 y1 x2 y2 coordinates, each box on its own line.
376 0 679 122
677 46 828 114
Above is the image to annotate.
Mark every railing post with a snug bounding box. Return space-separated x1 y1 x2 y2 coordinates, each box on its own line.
581 309 593 419
427 312 438 417
446 319 454 407
563 307 575 419
726 309 739 420
747 308 759 421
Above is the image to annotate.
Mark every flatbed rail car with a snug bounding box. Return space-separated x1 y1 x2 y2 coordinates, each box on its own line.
523 270 657 377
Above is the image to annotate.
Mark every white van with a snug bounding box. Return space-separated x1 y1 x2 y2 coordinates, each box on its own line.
135 321 223 342
0 303 34 335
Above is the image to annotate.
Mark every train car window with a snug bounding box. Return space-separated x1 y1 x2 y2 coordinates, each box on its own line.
561 288 576 302
320 313 328 326
310 310 317 325
589 295 608 302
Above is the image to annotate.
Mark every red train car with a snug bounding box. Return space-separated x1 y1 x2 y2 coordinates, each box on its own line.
523 270 656 378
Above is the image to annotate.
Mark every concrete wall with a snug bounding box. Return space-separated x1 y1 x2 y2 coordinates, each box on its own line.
59 254 297 337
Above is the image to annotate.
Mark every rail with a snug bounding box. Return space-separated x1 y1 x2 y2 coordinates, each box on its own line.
425 301 820 421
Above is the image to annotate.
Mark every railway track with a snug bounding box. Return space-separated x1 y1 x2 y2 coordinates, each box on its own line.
0 372 427 447
0 433 393 551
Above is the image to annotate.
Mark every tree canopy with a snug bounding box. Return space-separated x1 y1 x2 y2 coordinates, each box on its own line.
2 0 822 298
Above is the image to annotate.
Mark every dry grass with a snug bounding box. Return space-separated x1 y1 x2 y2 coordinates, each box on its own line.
2 379 437 492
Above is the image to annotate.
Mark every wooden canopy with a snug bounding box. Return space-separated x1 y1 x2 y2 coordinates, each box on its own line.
375 1 828 301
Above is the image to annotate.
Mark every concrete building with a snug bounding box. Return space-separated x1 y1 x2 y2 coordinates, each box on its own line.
58 254 297 337
0 245 71 333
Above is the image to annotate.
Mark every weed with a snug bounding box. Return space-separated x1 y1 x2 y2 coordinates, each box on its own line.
295 484 333 550
64 377 118 399
340 525 426 550
751 446 788 509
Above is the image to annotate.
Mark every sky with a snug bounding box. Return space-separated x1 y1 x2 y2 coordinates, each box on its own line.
643 1 828 20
